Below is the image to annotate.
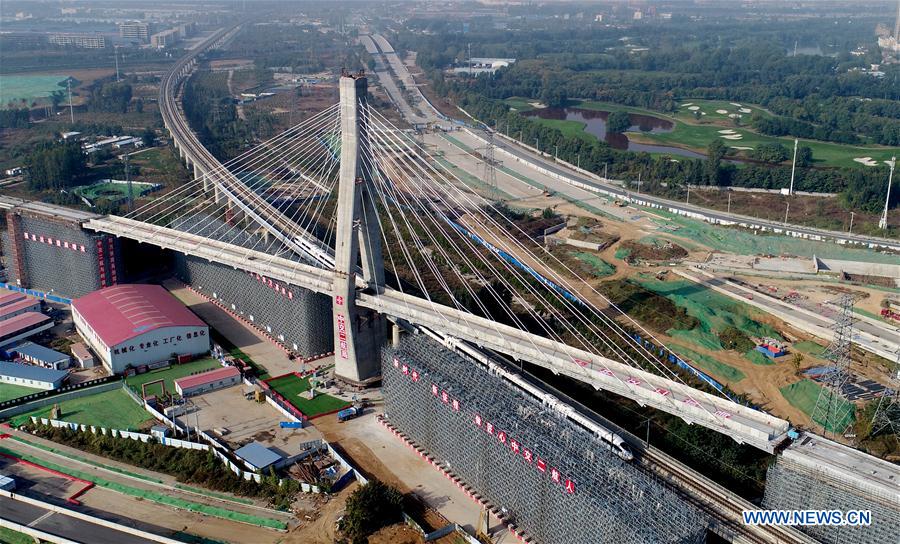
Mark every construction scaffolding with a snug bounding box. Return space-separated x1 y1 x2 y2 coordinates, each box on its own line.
1 212 115 298
171 214 333 356
763 456 900 544
382 335 709 544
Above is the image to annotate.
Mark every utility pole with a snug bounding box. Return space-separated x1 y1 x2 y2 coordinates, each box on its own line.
727 192 732 214
637 171 642 194
554 144 558 160
788 138 798 195
848 211 855 235
535 138 540 153
576 153 580 169
114 45 120 82
125 152 133 213
66 79 74 123
784 201 790 226
604 162 608 179
879 156 896 230
685 183 690 204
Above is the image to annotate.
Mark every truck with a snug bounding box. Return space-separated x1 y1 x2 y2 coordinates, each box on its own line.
337 406 360 422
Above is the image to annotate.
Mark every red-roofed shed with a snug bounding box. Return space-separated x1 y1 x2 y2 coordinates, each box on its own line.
175 366 240 397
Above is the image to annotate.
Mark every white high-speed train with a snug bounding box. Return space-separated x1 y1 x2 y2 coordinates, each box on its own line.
419 327 635 462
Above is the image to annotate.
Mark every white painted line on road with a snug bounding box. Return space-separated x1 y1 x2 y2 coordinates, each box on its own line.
28 510 55 527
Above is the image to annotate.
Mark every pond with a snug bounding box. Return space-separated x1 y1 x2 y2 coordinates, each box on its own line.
523 107 707 160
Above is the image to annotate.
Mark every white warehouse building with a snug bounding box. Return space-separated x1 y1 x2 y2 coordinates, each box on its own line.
72 284 210 374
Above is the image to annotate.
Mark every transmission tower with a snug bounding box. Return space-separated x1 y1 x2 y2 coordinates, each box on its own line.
480 130 499 201
810 294 856 437
871 363 900 440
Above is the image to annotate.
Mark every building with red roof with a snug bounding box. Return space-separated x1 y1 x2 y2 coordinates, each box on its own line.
0 312 53 348
174 365 240 397
72 284 209 374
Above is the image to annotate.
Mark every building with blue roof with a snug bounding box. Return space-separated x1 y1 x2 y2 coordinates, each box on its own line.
12 342 71 370
234 441 283 472
0 361 68 390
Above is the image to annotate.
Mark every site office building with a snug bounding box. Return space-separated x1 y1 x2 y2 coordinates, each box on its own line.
72 284 209 374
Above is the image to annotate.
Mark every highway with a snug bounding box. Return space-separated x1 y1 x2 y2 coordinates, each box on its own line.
0 493 175 544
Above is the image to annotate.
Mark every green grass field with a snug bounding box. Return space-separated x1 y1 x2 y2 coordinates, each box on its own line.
744 349 776 366
637 277 780 352
126 358 221 399
668 344 746 383
570 251 616 277
0 382 41 403
794 340 828 358
506 97 898 168
266 374 349 417
8 388 152 430
0 74 68 105
0 526 34 544
780 379 855 433
74 181 157 202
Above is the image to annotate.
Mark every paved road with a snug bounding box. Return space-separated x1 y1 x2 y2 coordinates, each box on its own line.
0 495 162 544
471 127 900 250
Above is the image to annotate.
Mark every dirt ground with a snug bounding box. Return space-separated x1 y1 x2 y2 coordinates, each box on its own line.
684 188 900 237
368 523 426 544
281 482 357 543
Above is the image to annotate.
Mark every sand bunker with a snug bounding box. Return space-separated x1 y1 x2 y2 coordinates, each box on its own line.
739 108 752 113
715 109 729 114
718 129 736 134
700 112 707 115
728 113 742 118
730 102 743 107
732 146 754 150
680 102 694 107
722 134 744 140
853 157 878 166
688 106 700 111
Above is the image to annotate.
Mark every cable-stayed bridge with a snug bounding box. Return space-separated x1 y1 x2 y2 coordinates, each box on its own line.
84 74 790 453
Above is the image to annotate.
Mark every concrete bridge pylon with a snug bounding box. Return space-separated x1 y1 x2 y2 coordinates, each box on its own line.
332 74 387 386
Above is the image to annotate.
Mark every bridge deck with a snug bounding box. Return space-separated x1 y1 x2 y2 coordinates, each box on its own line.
88 215 790 452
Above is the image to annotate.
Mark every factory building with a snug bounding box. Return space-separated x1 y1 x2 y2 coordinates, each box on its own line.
174 365 240 397
72 284 210 374
0 312 53 348
0 362 68 390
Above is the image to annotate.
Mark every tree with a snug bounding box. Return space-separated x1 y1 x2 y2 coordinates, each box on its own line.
751 143 789 163
23 140 87 191
791 352 804 375
89 81 132 113
340 479 403 544
134 98 144 113
606 111 631 133
705 140 727 185
141 128 156 147
796 146 813 167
